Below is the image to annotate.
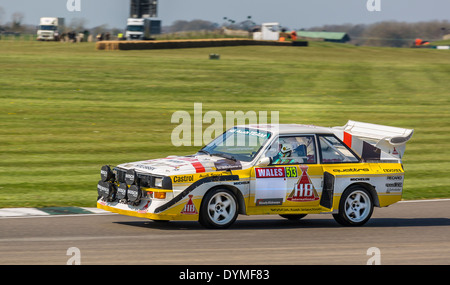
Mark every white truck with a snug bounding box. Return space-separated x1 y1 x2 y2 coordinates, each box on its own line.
253 22 280 41
37 17 65 41
125 18 161 40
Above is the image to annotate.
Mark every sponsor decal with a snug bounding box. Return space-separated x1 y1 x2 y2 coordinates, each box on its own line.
386 182 403 188
135 164 156 171
255 167 286 178
162 157 206 173
387 176 403 180
383 168 402 173
256 198 283 206
333 168 370 173
173 175 194 183
181 195 198 215
214 159 242 171
270 207 322 212
392 147 399 156
350 177 370 181
233 181 250 185
254 166 298 179
137 201 151 214
287 165 319 202
198 172 226 179
386 188 402 193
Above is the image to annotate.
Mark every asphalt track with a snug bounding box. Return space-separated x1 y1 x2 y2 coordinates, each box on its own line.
0 199 449 265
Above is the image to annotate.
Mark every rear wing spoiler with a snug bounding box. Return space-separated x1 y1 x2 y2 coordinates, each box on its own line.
332 120 414 162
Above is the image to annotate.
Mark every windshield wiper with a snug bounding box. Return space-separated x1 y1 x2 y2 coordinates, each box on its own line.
197 149 211 156
211 152 237 161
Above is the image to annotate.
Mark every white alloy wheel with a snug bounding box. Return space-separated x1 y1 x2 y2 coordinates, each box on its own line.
333 187 374 226
199 189 238 229
344 190 371 223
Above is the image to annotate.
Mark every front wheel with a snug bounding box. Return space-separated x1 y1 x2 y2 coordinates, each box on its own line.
333 186 374 226
199 189 238 229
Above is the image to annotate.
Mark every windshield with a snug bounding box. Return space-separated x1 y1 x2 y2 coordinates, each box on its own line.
39 25 57 31
127 25 144 32
200 127 272 162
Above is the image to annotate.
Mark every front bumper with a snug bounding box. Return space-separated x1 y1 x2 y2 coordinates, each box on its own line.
97 197 198 221
97 166 197 220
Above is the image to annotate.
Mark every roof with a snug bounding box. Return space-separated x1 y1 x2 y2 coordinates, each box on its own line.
239 124 334 135
297 31 349 41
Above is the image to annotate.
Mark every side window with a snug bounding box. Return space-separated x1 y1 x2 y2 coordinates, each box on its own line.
318 135 360 163
264 135 317 165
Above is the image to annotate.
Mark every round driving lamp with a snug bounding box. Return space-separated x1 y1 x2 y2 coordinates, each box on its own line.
97 180 114 199
117 183 128 200
127 184 142 202
125 169 137 185
100 165 114 182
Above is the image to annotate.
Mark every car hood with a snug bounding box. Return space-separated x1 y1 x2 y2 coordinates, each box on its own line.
116 154 246 176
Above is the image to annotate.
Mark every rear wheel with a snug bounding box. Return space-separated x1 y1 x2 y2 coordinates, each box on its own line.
333 186 374 226
199 188 238 229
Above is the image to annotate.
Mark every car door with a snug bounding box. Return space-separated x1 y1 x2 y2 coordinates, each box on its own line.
248 134 324 214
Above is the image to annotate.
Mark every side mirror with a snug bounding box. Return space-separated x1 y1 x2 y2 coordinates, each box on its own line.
256 157 271 167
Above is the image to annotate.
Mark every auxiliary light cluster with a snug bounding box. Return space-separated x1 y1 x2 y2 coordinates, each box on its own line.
97 165 172 206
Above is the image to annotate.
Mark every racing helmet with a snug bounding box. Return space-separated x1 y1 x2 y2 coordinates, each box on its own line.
279 143 293 157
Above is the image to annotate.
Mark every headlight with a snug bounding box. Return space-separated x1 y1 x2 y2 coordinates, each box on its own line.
154 177 163 188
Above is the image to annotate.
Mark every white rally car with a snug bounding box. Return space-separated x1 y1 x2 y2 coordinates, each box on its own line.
97 121 413 228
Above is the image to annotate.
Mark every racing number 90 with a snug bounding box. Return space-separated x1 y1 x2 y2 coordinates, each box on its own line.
285 166 298 178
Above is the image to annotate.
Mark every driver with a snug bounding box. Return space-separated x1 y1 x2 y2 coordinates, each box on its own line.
272 139 296 164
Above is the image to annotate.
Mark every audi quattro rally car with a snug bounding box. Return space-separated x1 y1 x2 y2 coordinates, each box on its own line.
97 120 413 228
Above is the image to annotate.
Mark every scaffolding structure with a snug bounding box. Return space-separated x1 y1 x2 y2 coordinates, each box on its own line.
130 0 158 18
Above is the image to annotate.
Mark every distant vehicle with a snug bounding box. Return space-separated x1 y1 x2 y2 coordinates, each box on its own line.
253 22 280 41
125 18 161 40
37 17 65 41
97 121 413 229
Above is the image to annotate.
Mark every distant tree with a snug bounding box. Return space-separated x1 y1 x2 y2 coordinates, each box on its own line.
68 17 88 32
0 6 5 26
11 12 24 32
306 20 450 47
168 19 218 32
363 21 415 47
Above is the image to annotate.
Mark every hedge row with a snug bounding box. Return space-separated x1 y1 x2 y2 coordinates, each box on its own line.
96 38 306 51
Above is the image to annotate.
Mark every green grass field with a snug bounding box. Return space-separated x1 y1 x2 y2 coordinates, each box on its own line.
0 40 449 208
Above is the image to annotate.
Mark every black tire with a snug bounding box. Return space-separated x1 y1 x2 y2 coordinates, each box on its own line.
333 186 374 226
279 214 307 220
199 188 238 229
